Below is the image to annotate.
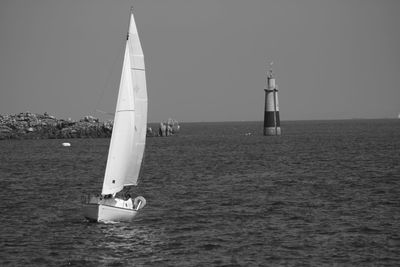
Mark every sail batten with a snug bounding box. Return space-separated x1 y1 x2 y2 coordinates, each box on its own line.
101 10 147 195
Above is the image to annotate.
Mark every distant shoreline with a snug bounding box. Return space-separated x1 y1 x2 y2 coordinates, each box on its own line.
0 112 112 140
0 112 181 140
1 112 394 140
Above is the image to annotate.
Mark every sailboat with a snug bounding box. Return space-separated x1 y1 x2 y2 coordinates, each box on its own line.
82 7 148 223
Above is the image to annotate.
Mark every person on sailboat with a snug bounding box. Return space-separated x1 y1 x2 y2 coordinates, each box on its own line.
123 191 131 200
122 192 134 209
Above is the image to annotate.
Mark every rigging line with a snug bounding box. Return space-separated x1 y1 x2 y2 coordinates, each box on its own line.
95 109 114 116
93 36 126 118
137 149 146 185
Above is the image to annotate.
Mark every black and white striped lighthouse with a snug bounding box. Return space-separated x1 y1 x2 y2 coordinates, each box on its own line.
263 64 281 136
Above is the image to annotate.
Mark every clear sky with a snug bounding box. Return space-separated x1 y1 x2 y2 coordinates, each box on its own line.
0 0 399 122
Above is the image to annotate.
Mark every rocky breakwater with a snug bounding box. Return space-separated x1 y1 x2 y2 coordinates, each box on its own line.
0 112 112 140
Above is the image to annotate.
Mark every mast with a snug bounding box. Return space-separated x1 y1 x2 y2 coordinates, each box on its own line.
101 8 147 195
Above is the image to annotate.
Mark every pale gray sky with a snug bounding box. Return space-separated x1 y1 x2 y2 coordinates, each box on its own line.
0 0 399 122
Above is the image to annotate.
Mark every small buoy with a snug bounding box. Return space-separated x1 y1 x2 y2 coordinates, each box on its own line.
62 142 71 147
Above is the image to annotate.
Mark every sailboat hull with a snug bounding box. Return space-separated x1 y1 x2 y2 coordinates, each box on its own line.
82 196 140 223
83 203 138 223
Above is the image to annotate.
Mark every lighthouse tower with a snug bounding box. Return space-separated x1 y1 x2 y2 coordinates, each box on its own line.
263 64 281 136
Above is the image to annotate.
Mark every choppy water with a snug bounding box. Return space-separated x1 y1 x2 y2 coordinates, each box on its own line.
0 119 399 266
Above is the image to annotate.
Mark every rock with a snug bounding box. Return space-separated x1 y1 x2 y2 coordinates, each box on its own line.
156 118 180 137
0 112 180 139
0 125 12 140
0 112 113 139
146 127 155 137
0 125 12 133
159 123 167 137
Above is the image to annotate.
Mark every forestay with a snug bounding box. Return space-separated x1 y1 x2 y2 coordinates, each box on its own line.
102 11 147 195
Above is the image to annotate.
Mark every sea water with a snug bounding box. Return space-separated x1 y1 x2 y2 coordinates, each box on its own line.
0 120 399 266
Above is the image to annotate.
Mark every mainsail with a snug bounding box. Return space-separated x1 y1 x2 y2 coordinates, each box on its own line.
102 10 147 195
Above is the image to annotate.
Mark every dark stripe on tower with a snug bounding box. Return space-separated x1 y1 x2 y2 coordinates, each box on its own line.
264 111 280 127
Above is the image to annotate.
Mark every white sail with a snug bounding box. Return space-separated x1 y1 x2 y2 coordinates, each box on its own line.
102 11 147 195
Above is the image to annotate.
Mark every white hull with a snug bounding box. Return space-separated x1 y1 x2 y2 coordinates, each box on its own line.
82 195 142 223
83 203 138 223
